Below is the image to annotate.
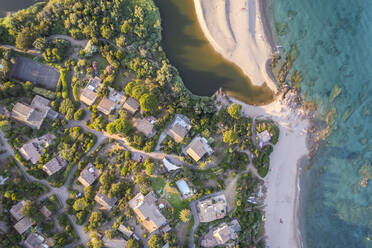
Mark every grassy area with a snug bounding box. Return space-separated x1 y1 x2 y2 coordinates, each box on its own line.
165 187 188 216
32 87 56 99
151 176 166 194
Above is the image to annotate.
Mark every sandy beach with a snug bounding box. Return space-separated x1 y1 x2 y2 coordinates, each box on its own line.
194 0 310 247
193 0 278 92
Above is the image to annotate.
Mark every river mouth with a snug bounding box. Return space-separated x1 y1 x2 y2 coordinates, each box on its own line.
155 0 274 105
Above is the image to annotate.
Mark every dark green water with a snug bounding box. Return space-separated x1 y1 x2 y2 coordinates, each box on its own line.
154 0 273 105
0 0 40 17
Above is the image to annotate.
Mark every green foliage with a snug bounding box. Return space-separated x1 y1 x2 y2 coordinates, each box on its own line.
74 108 85 120
147 234 165 248
227 103 242 119
88 211 104 231
140 93 158 113
179 208 191 223
223 128 240 145
253 145 273 177
72 84 80 102
15 27 34 50
59 69 69 99
59 98 75 120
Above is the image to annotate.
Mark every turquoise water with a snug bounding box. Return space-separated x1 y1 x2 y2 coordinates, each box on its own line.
267 0 372 247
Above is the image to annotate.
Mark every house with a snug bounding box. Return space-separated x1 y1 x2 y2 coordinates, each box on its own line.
102 236 127 248
80 77 102 106
24 232 49 248
175 179 194 199
40 206 52 219
118 224 133 238
134 118 156 138
42 155 67 176
97 97 115 115
19 134 55 164
94 191 118 210
10 201 26 221
123 97 139 114
14 217 33 235
11 95 58 129
257 130 271 145
185 136 213 162
197 194 227 223
201 220 241 247
129 192 167 233
78 163 100 187
162 158 180 172
167 115 191 143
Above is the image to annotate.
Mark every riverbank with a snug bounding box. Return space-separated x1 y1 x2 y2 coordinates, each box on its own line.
216 91 309 248
193 0 278 92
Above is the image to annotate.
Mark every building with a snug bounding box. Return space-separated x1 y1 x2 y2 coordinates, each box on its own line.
94 191 118 210
129 192 167 233
175 179 194 199
78 163 100 187
10 201 26 221
80 77 102 106
118 224 133 238
19 134 55 164
97 96 115 115
14 217 33 235
11 95 58 129
40 206 52 219
102 236 127 248
185 136 213 162
167 115 191 143
123 97 139 114
24 232 49 248
201 220 241 247
198 194 227 223
134 118 156 138
257 130 271 145
42 155 67 176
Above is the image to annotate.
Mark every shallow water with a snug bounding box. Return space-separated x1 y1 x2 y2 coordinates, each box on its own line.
267 0 372 247
0 0 40 17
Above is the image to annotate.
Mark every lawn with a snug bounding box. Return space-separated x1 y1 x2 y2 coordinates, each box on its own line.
151 176 166 194
165 186 188 216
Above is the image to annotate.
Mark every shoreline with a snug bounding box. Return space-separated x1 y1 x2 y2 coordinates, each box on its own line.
193 0 279 93
216 92 309 248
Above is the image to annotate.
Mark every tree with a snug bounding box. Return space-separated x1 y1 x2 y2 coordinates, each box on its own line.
106 122 117 135
74 108 85 120
126 239 141 248
59 98 75 116
147 234 164 248
21 200 40 222
179 209 191 223
223 129 240 145
144 159 155 176
227 103 242 119
73 198 89 211
33 37 49 51
88 211 104 230
140 93 158 113
16 27 34 50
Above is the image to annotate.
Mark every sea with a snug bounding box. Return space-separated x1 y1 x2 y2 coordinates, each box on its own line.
266 0 372 247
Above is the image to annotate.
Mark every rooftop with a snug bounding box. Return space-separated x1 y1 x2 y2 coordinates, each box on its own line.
10 200 25 221
129 192 166 233
94 191 118 210
97 97 115 115
14 217 33 234
134 118 156 138
24 232 47 248
123 97 139 114
42 155 67 176
78 163 100 187
198 194 227 223
186 136 213 162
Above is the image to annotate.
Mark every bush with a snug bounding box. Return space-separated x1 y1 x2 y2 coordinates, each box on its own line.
59 69 69 99
74 108 85 120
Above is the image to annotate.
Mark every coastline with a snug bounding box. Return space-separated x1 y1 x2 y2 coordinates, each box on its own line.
193 0 278 92
217 92 309 248
193 0 310 247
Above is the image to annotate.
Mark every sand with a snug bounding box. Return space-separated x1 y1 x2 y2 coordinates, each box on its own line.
217 94 308 248
193 0 278 92
193 0 310 246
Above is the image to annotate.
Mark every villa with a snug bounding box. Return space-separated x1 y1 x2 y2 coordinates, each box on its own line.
102 236 127 248
97 97 115 115
24 232 49 248
19 134 55 164
134 118 156 138
42 155 67 176
11 95 58 129
257 130 271 146
167 115 192 143
185 136 213 162
95 191 118 210
201 220 241 247
79 77 102 106
14 217 33 235
197 193 227 223
78 163 101 187
129 192 167 233
122 97 140 114
10 201 26 221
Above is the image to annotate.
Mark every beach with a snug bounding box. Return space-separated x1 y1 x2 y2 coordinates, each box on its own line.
194 0 311 247
193 0 278 92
